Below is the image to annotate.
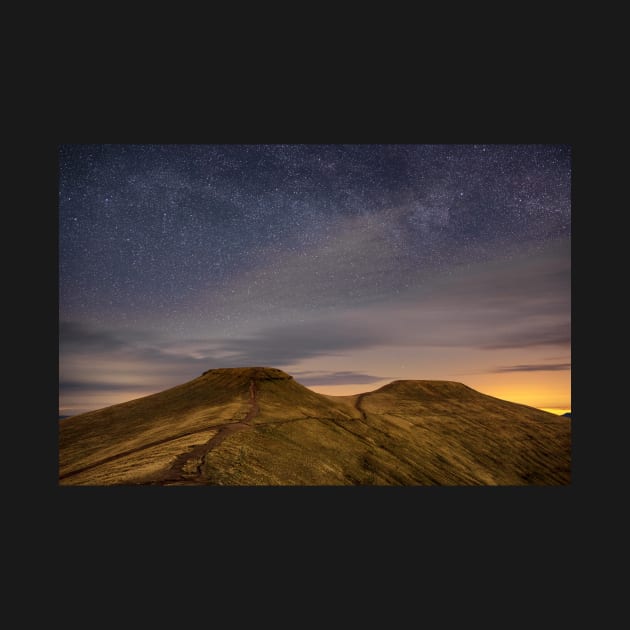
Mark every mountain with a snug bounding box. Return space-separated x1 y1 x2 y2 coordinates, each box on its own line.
58 367 571 486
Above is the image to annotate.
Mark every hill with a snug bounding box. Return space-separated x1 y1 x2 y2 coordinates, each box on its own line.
59 367 571 486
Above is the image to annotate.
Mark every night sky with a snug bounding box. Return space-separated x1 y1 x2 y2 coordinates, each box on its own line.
59 144 571 416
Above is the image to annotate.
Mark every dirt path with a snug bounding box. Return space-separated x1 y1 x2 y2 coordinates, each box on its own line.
326 393 375 448
146 378 259 485
355 393 368 421
62 379 261 486
59 425 225 481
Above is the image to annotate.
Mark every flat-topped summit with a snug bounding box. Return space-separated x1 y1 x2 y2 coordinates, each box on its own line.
201 367 292 381
375 379 476 395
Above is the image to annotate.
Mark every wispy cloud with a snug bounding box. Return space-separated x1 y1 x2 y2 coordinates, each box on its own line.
491 363 571 373
292 371 393 386
59 380 151 392
210 318 395 367
479 324 571 350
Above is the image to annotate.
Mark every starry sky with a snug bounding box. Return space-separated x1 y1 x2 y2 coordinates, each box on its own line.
59 144 571 416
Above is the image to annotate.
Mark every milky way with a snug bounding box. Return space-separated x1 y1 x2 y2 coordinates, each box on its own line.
59 144 571 415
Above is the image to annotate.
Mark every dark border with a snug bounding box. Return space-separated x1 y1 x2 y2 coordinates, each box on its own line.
44 92 585 563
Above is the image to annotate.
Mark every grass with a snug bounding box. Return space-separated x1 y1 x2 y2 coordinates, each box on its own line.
59 368 571 486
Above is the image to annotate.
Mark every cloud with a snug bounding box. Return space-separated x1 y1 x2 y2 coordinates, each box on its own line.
59 321 157 353
59 380 150 392
60 321 205 368
58 321 209 410
292 371 393 386
210 318 395 367
479 323 571 350
59 321 128 352
491 363 571 373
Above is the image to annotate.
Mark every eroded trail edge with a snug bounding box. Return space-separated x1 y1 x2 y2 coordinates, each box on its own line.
149 378 259 485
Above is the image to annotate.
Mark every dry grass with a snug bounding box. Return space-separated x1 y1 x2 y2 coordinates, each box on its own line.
59 368 571 486
60 429 218 486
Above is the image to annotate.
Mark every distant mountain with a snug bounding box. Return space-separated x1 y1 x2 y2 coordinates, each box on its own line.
59 367 571 486
563 412 572 418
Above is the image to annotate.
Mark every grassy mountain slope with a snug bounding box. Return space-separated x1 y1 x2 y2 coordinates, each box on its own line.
59 368 570 486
